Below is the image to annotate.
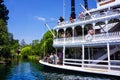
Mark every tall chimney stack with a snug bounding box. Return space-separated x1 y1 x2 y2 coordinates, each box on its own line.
84 0 88 9
70 0 76 19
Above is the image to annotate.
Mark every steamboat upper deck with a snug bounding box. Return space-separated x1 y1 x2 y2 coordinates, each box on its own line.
53 1 120 46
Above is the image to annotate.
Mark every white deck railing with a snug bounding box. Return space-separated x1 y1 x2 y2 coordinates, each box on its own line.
56 9 120 26
93 31 120 42
64 59 120 71
53 31 120 45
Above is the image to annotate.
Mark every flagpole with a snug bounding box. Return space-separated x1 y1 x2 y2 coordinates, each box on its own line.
43 33 45 58
63 0 65 18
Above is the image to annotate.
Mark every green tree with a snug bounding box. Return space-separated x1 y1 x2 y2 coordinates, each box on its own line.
0 19 9 45
31 40 41 55
1 45 10 58
39 30 55 58
8 33 19 55
0 19 10 58
20 46 33 58
20 39 26 47
32 40 39 46
39 38 46 58
0 1 19 59
19 30 55 59
0 0 9 23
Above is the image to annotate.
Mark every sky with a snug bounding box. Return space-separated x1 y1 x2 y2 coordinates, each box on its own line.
4 0 96 44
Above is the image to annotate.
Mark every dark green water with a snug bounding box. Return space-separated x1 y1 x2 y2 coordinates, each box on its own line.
0 59 119 80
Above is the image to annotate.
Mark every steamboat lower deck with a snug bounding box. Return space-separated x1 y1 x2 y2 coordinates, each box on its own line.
39 60 120 77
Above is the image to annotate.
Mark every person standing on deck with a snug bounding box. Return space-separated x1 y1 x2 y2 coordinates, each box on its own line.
49 53 54 63
58 50 63 64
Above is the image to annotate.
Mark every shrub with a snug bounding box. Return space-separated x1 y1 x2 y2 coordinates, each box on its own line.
20 46 33 59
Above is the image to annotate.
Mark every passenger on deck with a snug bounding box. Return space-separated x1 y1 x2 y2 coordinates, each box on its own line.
88 28 95 35
43 54 50 62
66 31 71 37
58 16 65 25
59 16 64 22
49 53 54 63
58 51 63 64
54 53 59 64
61 31 65 38
69 16 75 23
78 11 84 19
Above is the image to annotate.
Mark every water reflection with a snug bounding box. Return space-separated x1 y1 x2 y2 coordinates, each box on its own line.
0 64 11 80
0 59 44 80
6 63 43 80
0 59 119 80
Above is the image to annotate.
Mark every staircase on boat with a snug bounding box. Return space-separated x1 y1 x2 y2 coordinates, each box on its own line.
92 45 120 64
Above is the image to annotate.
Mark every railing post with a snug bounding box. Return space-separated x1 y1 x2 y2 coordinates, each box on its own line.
64 28 66 43
72 27 75 43
56 29 58 43
63 45 65 66
93 22 95 41
82 44 85 68
82 25 84 41
107 42 111 70
55 48 58 64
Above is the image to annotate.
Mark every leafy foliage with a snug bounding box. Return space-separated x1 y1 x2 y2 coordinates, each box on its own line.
9 33 19 55
39 30 55 58
0 45 11 58
31 40 41 55
20 46 33 58
0 0 9 23
0 19 9 45
20 30 55 59
0 1 19 59
20 39 26 47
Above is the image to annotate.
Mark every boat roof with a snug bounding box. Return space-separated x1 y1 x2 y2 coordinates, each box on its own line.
88 2 120 13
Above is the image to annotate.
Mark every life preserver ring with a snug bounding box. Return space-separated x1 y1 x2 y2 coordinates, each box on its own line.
85 34 93 41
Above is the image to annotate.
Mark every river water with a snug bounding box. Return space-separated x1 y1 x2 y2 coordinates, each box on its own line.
0 59 119 80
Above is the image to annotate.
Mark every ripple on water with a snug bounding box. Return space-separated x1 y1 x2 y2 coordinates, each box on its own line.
1 60 119 80
43 72 113 80
6 62 44 80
